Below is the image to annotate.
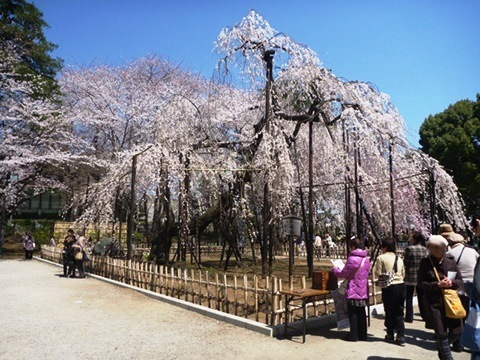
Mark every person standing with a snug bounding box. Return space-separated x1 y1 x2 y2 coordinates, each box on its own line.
418 235 464 360
63 229 76 277
295 234 303 257
404 232 427 323
446 232 479 353
72 230 86 278
325 233 332 257
22 232 35 260
471 255 480 360
447 232 479 297
374 239 406 346
333 238 371 342
314 235 322 259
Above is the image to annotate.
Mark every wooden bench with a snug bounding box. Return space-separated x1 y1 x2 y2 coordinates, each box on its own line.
280 288 330 343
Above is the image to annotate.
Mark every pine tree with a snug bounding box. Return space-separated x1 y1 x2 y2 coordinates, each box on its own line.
0 0 63 96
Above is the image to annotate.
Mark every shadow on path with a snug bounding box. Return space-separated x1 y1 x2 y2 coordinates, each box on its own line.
404 327 437 351
278 315 439 354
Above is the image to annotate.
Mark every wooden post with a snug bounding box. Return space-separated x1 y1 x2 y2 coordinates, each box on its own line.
127 259 132 284
233 275 238 316
177 268 182 299
262 182 269 277
265 276 270 324
272 277 278 326
190 269 195 303
254 275 259 322
389 140 395 238
343 120 352 252
429 167 437 233
354 130 363 241
159 265 164 293
152 263 157 292
223 274 228 314
170 267 175 297
262 49 274 277
243 275 248 318
215 273 220 311
307 120 314 278
288 235 294 281
184 269 188 301
279 278 284 323
206 271 211 308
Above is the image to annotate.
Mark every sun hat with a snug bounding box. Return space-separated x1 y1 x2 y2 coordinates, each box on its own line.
449 233 465 244
427 235 449 248
439 223 455 237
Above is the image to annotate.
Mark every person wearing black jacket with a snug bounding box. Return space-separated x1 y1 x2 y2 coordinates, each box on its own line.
63 229 76 277
404 232 427 323
418 235 463 360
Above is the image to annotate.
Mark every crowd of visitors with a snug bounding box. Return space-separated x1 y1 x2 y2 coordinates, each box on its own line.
333 217 480 360
23 216 480 359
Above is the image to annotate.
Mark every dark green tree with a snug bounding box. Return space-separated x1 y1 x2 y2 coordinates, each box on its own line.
0 0 63 250
420 94 480 214
0 0 63 95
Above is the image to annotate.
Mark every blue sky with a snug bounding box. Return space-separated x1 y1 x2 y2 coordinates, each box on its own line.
32 0 480 145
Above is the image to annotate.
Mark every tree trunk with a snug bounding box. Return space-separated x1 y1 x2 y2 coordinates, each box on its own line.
150 178 173 265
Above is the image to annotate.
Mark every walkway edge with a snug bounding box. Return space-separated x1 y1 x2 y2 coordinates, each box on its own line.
34 256 275 336
35 257 402 338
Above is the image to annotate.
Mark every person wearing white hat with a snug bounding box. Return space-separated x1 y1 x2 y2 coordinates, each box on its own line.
447 233 478 284
446 232 478 352
447 233 478 282
418 235 464 360
472 215 480 359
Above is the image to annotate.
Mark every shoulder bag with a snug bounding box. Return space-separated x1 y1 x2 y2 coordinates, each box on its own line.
456 246 466 265
377 256 398 289
75 251 83 261
430 257 466 319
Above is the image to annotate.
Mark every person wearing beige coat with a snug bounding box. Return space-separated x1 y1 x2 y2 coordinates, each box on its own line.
374 239 406 347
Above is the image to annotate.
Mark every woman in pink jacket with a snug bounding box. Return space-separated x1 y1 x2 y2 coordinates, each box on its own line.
334 238 371 342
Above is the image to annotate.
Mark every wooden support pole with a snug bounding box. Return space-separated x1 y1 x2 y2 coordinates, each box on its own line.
389 141 396 238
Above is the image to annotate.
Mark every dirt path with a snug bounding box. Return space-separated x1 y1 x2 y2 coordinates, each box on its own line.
0 259 470 360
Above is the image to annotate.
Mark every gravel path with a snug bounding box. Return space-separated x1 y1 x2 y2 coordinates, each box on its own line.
0 259 471 360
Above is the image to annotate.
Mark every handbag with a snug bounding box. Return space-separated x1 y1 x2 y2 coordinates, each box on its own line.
461 302 480 351
377 256 398 289
443 289 467 319
430 258 466 320
338 279 349 295
75 250 83 261
338 257 366 295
